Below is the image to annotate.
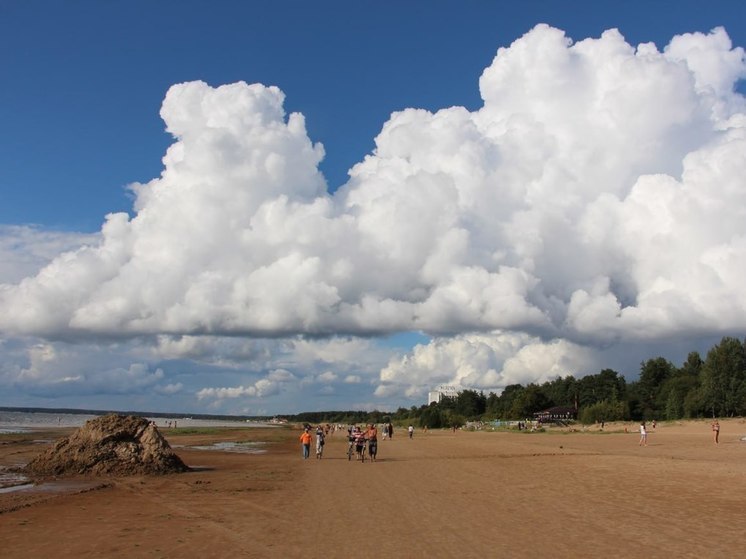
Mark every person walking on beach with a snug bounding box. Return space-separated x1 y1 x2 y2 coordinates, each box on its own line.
315 426 325 459
366 423 378 462
639 421 648 446
354 427 367 461
712 419 720 444
388 423 394 439
300 427 312 459
408 425 414 439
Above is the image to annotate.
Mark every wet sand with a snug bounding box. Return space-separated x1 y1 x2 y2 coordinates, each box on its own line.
1 419 745 558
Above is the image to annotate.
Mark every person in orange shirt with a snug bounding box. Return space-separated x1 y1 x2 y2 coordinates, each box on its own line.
300 427 312 459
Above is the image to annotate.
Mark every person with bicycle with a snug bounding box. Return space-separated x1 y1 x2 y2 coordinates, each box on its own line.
353 426 367 461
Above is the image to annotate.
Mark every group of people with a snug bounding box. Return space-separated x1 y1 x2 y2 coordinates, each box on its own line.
304 419 727 456
303 418 727 459
298 425 329 459
299 422 399 461
346 424 378 462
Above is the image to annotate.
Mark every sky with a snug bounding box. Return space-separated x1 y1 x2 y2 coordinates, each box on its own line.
1 1 746 416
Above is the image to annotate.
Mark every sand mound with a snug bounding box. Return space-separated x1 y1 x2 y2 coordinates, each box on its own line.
25 414 189 477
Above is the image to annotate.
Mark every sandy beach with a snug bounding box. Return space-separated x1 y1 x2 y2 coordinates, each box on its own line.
1 419 745 558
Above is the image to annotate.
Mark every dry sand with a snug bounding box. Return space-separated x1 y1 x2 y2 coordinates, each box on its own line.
1 419 745 558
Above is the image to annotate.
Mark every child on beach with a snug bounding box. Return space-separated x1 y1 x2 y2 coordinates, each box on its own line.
354 427 366 461
712 420 720 444
639 421 647 446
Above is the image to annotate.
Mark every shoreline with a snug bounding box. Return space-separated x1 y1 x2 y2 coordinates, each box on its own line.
0 409 277 434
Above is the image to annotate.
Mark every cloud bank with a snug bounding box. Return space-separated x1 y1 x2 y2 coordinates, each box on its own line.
2 25 745 409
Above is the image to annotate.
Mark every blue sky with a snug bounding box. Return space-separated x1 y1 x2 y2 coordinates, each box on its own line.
1 1 746 415
4 0 744 230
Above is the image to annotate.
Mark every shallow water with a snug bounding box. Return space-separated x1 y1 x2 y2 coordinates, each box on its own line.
0 411 99 432
0 479 107 494
0 482 34 494
0 469 31 491
0 410 274 433
187 441 268 454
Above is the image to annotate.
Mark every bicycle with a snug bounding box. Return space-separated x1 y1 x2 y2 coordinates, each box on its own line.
348 435 367 462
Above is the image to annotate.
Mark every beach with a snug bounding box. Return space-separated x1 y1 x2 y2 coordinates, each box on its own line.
1 419 745 558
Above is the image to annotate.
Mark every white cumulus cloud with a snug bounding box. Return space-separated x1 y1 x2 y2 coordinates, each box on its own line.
2 25 746 405
196 368 296 400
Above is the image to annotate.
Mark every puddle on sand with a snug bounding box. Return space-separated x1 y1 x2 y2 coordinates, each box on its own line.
1 467 109 495
0 469 30 492
187 465 214 472
0 478 109 495
188 441 267 454
0 483 35 494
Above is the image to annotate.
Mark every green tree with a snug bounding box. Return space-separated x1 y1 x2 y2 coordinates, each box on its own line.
455 389 486 419
683 388 705 419
419 405 444 429
509 384 549 419
578 400 628 424
680 351 704 377
577 369 626 408
442 409 466 429
701 337 746 417
491 384 525 420
485 391 501 418
541 375 578 408
659 361 701 420
636 357 675 418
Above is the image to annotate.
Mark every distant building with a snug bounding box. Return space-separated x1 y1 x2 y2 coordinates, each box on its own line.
534 406 578 424
428 384 460 405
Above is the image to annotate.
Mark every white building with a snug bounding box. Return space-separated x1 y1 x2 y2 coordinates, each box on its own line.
427 384 460 405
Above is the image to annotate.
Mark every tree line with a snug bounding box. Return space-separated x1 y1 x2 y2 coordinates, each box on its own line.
284 336 746 428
